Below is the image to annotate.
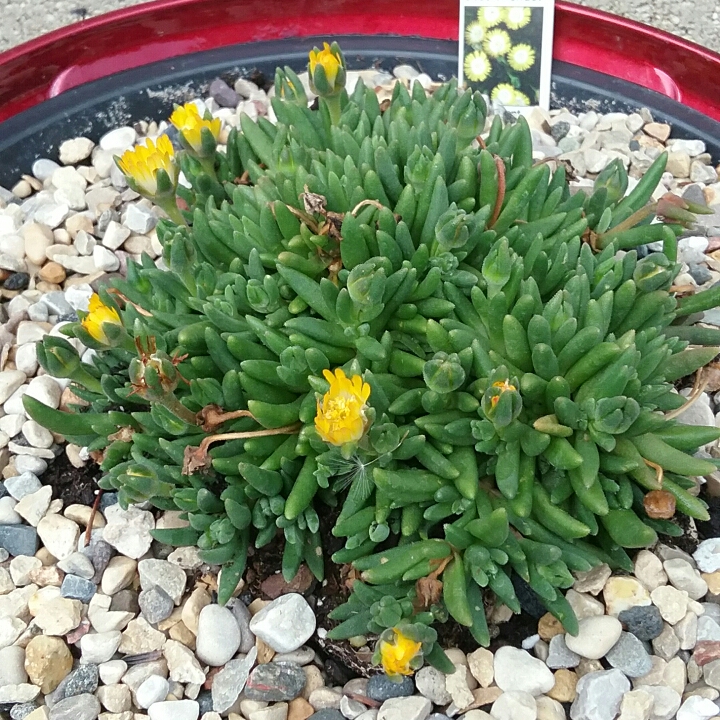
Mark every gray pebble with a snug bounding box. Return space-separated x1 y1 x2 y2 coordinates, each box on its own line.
232 599 256 653
61 574 96 603
10 703 38 720
309 712 345 720
367 673 414 701
618 605 664 641
110 589 139 614
54 664 99 701
0 525 39 556
605 631 653 677
49 693 100 720
244 662 307 701
689 263 713 285
139 586 175 625
546 633 581 669
551 121 571 141
209 78 239 108
99 493 118 513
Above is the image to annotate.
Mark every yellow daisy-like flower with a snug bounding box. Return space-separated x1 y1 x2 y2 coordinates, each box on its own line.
513 91 531 106
465 20 486 46
505 6 532 29
508 44 536 71
82 294 122 344
117 136 177 197
315 368 371 446
476 6 504 27
464 51 492 83
169 103 221 156
484 28 512 57
379 628 422 677
309 42 344 92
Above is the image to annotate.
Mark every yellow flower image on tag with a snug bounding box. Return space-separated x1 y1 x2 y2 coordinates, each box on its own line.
82 294 122 344
477 6 504 27
315 368 371 446
464 50 492 82
465 20 486 46
508 43 536 71
484 28 512 57
117 135 177 196
379 628 423 677
170 102 221 155
505 6 532 29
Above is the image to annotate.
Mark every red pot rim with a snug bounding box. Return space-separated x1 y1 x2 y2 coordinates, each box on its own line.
1 0 720 123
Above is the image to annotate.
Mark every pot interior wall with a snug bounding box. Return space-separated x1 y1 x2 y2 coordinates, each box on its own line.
1 35 719 186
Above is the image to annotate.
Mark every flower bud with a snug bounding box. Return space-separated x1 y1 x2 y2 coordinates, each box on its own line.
435 204 475 250
308 42 346 98
424 352 466 394
274 66 308 106
36 336 81 378
347 262 387 308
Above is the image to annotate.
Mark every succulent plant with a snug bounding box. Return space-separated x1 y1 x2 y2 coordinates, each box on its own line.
28 44 720 674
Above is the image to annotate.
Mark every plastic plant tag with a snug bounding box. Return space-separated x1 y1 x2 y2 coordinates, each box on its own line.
458 0 555 112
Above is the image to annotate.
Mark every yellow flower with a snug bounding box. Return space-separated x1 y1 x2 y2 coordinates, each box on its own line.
508 44 536 71
490 83 518 106
465 21 486 46
484 29 512 57
315 368 371 446
505 6 532 29
490 379 517 407
170 103 221 156
513 91 531 106
464 51 492 82
117 135 177 197
82 294 122 344
379 628 422 677
476 6 503 27
309 42 342 90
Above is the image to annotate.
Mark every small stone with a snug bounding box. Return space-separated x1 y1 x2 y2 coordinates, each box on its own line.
97 684 131 713
490 691 537 720
570 668 630 720
573 564 612 595
643 686 681 720
10 556 42 586
536 697 564 720
194 603 242 666
251 704 289 720
57 552 95 580
695 539 720 574
101 556 137 595
289 698 315 720
651 585 689 624
0 645 27 686
80 631 121 664
604 576 652 615
617 689 654 720
676 696 720 720
139 586 175 625
54 663 99 699
0 684 41 704
547 669 577 703
698 615 720 642
605 631 652 677
675 611 698 650
209 79 239 108
59 138 95 165
61 574 96 602
212 647 257 712
619 605 664 641
103 505 154 559
136 675 170 709
124 205 156 234
37 514 80 560
667 152 692 178
695 641 720 666
164 638 206 684
547 633 582 669
148 700 199 720
367 674 414 701
645 123 671 142
565 616 622 659
494 645 554 696
414 665 451 704
34 597 82 635
309 688 342 710
374 697 432 720
467 647 494 687
5 472 41 500
24 635 72 693
309 712 344 720
0 497 23 524
232 600 255 653
48 693 101 720
245 662 307 702
340 696 366 720
119 617 166 655
99 128 137 153
0 370 27 404
274 646 315 666
664 559 708 599
652 622 681 661
249 593 316 653
99 660 126 686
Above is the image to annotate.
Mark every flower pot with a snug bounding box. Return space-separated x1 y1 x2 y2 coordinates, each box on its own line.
1 0 720 187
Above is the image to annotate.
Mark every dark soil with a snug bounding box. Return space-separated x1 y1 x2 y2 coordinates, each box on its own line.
41 452 102 506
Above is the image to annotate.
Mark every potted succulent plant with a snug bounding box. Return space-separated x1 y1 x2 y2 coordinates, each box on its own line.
17 32 720 679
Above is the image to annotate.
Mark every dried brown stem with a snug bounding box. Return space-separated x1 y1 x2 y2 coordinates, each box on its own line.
665 368 709 420
351 199 385 216
488 155 506 228
106 289 153 317
183 422 302 475
643 458 665 489
197 405 255 432
84 489 104 547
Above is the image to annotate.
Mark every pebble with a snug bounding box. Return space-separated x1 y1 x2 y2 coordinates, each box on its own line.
490 691 536 720
643 686 681 720
60 573 96 602
634 552 669 592
195 603 241 666
138 558 186 604
368 674 415 701
377 696 431 720
34 597 83 635
5 472 41 500
310 712 344 720
618 605 664 641
164 638 206 684
245 662 307 701
570 669 630 720
139 586 175 624
102 504 154 559
565 616 622 659
604 631 652 677
79 630 121 664
617 689 654 720
414 665 451 704
57 664 99 698
0 645 27 686
212 647 257 712
651 585 689 624
695 539 720 573
676 696 720 720
249 593 316 653
494 646 554 696
664 559 709 600
148 699 200 720
99 127 137 153
48 693 101 720
546 634 582 669
24 636 72 693
59 138 95 165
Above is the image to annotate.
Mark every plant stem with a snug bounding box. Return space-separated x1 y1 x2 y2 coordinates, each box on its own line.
157 197 188 226
157 394 198 425
323 95 343 125
71 367 103 395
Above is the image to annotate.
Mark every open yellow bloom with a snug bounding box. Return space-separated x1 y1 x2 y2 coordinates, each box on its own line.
476 6 503 27
465 21 486 47
82 294 122 344
508 44 536 71
505 6 532 29
464 51 492 82
170 103 221 155
379 628 422 677
309 42 342 90
484 29 512 57
117 135 177 196
513 91 531 106
315 368 371 446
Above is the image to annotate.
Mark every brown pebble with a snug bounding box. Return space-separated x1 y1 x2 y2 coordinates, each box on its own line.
288 698 314 720
469 686 503 708
39 261 67 284
256 636 275 664
644 122 671 142
643 490 676 519
547 669 578 703
694 640 720 666
538 612 564 641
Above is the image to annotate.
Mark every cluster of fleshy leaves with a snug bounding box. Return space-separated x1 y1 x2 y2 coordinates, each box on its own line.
29 44 720 675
